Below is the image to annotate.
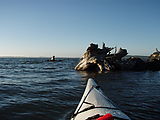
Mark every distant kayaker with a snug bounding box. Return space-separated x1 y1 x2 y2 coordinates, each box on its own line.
50 56 55 61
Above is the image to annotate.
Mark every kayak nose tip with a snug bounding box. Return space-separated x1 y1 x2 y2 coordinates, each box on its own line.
88 78 95 84
88 78 94 82
88 78 97 87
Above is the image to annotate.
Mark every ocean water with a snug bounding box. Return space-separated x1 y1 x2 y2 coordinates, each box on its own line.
0 58 160 120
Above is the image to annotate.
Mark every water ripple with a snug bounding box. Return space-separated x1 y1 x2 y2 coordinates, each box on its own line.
0 58 159 120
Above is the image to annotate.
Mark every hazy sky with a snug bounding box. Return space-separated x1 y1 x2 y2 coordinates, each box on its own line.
0 0 160 57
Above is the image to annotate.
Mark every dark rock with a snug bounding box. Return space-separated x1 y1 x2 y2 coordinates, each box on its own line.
147 59 160 71
124 57 146 71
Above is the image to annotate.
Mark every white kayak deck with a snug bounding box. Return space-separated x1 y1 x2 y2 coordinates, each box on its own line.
71 78 131 120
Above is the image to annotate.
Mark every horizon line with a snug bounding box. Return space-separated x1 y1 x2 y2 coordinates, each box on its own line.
0 54 149 58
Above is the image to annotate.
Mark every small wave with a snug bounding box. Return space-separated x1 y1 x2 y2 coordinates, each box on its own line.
43 67 56 70
0 75 9 78
21 61 44 64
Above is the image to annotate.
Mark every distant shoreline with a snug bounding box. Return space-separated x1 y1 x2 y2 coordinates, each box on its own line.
0 56 80 58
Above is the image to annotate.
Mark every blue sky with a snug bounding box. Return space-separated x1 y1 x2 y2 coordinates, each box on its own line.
0 0 160 57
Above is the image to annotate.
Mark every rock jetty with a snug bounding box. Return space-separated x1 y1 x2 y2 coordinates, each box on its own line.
75 43 160 72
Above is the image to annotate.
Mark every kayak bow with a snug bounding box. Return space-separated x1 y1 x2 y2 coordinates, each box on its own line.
71 78 131 120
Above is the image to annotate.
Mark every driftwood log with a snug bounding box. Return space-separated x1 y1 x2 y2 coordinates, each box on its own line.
147 48 160 70
75 43 127 72
75 43 160 72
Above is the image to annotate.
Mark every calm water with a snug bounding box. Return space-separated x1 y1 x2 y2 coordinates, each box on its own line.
0 58 160 120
